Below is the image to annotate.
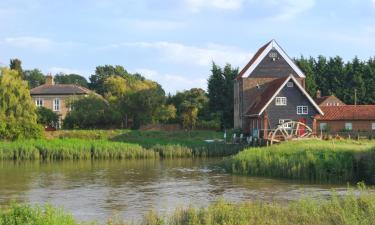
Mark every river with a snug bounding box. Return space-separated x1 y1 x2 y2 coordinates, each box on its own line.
0 158 354 223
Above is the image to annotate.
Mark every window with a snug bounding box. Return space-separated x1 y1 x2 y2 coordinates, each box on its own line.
345 122 352 131
35 98 43 107
320 123 327 131
53 98 60 111
297 106 308 115
279 119 292 129
372 123 375 130
287 81 294 87
275 97 287 106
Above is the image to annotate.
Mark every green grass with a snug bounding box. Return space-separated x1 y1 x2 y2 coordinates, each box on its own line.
2 187 375 225
0 137 241 160
227 139 375 183
0 139 156 160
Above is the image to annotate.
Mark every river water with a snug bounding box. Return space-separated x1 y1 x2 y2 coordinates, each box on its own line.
0 159 354 223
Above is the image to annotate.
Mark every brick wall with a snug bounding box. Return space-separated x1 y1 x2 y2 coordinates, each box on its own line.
317 120 375 133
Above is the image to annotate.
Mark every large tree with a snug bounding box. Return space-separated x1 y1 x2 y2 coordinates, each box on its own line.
207 63 238 129
24 69 45 88
89 65 131 95
54 73 88 87
9 58 24 79
0 68 42 139
63 94 121 129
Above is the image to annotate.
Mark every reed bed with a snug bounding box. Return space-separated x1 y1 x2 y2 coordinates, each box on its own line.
227 140 375 183
0 138 241 160
2 188 375 225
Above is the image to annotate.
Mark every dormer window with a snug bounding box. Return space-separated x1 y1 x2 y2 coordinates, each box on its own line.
287 81 294 87
275 97 287 106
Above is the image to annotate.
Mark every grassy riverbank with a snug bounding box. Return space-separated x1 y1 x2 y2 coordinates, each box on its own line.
1 188 374 225
227 140 375 183
0 137 242 160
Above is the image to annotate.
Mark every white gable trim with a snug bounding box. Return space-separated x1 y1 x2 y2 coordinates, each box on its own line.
258 75 324 116
242 40 306 78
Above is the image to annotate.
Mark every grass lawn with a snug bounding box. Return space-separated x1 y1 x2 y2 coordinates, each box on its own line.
227 139 375 184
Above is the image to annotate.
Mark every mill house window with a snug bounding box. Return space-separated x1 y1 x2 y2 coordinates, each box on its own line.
275 97 287 106
35 98 43 107
297 106 308 115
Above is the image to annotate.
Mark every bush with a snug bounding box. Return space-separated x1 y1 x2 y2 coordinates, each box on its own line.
36 106 59 128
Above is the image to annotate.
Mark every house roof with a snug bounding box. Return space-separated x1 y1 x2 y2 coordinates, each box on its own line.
245 75 324 116
236 40 305 80
315 95 346 106
316 105 375 121
30 84 92 95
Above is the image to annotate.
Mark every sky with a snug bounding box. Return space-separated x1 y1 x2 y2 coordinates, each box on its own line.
1 0 375 94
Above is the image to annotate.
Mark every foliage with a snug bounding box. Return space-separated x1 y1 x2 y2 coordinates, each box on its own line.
36 106 59 128
89 65 138 95
295 56 375 104
63 94 121 129
154 104 176 123
2 189 375 225
9 58 23 79
0 137 241 160
228 140 375 183
207 63 238 129
54 73 89 87
23 69 45 88
0 68 42 140
181 105 198 130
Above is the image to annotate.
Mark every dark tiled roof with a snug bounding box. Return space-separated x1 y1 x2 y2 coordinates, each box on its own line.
316 105 375 121
235 40 271 80
30 84 92 95
245 76 290 115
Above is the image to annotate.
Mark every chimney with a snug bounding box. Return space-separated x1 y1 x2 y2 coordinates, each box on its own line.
45 74 54 85
316 90 321 99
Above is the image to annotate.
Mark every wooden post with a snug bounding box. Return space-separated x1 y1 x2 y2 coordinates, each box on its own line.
263 114 268 140
312 117 317 136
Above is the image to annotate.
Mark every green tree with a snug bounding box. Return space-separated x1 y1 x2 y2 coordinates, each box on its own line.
0 68 42 139
36 106 58 128
154 104 176 123
24 69 45 88
207 63 238 129
9 58 24 79
63 95 121 129
295 56 317 96
89 65 131 95
54 73 88 87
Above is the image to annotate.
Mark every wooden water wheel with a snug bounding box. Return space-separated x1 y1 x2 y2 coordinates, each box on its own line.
267 121 312 145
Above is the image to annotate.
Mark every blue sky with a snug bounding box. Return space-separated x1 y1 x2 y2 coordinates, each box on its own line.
1 0 375 93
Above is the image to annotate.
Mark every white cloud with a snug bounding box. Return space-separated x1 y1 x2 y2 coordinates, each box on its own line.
124 19 185 30
271 0 315 21
3 36 56 51
1 36 77 53
135 68 206 94
122 41 250 67
185 0 245 12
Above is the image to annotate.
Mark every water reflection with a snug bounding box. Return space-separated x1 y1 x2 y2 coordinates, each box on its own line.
0 159 365 223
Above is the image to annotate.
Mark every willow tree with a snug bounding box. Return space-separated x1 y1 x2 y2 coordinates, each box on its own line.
0 68 42 140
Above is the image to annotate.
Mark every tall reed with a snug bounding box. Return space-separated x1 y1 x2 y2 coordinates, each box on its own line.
227 140 375 183
2 187 375 225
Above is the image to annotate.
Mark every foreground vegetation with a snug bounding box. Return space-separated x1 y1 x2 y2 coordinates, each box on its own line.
228 140 375 184
1 188 375 225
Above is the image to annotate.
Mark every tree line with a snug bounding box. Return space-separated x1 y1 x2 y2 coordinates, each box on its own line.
2 55 375 139
296 56 375 104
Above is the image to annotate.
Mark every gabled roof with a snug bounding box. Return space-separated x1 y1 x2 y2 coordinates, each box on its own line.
236 40 305 80
30 84 92 95
315 95 346 106
316 105 375 121
246 75 323 116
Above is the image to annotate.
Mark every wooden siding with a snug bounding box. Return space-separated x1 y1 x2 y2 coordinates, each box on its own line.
250 49 299 78
264 79 318 129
